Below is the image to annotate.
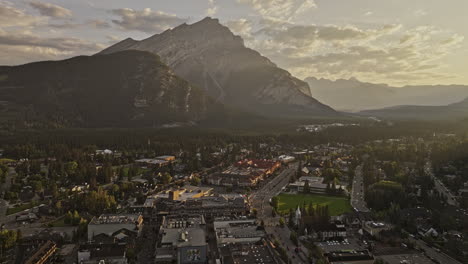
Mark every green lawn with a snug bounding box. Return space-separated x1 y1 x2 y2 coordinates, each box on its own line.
48 216 68 227
6 203 35 215
276 193 352 216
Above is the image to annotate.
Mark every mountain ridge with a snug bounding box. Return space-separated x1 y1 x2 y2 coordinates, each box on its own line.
100 17 337 118
358 97 468 120
305 77 468 112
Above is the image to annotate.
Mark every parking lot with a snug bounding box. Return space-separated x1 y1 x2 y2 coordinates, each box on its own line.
379 253 434 264
316 238 368 253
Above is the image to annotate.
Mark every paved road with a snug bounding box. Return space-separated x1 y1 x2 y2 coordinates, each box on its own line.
424 162 458 207
409 236 462 264
350 165 369 213
250 163 310 263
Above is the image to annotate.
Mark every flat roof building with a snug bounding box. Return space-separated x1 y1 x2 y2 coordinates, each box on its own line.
156 215 208 264
87 214 143 241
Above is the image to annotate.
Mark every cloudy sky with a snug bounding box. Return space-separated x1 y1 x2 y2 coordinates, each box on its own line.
1 0 467 86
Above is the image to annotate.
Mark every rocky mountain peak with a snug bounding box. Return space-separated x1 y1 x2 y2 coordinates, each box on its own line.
99 18 337 118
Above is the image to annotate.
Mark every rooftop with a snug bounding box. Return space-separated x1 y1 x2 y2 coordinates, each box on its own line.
160 228 206 248
90 214 141 225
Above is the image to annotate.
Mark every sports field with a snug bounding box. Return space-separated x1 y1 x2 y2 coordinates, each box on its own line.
276 193 352 216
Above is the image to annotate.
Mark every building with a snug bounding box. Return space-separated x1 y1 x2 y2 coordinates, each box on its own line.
156 215 208 264
288 176 344 194
24 240 57 264
156 155 176 162
154 185 213 201
214 218 265 245
78 243 127 264
87 214 143 241
317 221 347 241
218 240 279 264
207 159 280 187
135 158 170 167
278 155 295 163
362 221 392 238
326 250 374 264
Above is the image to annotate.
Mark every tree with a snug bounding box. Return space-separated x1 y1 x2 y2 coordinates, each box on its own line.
0 229 18 256
271 196 279 211
54 201 63 216
279 217 285 227
288 208 294 227
252 208 258 217
303 180 310 193
160 172 172 185
83 187 117 215
290 231 298 246
190 176 201 186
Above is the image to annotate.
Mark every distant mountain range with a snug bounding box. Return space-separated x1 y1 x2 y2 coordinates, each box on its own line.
100 17 337 118
0 50 228 127
359 97 468 121
305 77 468 112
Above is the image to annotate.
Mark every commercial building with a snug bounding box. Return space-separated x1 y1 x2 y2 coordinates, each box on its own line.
78 243 127 264
24 240 57 264
218 240 279 264
214 218 265 245
206 159 281 187
155 215 207 264
326 250 374 264
154 185 213 201
87 214 143 241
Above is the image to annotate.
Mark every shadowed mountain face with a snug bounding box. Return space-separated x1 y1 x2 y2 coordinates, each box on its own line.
359 97 468 120
0 50 225 128
305 77 468 112
100 17 337 118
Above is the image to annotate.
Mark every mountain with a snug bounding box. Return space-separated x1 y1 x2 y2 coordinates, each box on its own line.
100 17 337 118
359 97 468 121
0 50 227 128
305 77 468 112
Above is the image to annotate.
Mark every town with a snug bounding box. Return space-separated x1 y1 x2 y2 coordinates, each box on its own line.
0 128 467 264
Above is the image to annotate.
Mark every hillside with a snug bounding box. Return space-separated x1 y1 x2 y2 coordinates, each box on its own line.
0 50 226 128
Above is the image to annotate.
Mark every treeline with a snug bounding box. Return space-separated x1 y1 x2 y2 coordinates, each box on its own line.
0 120 454 158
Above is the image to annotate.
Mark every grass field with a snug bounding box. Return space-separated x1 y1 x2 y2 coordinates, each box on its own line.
6 202 35 215
276 193 352 216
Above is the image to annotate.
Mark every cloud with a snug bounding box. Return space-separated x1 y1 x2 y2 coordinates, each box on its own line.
0 30 104 52
225 19 252 37
29 1 72 18
238 0 316 21
255 23 401 50
0 28 105 65
206 0 218 16
239 18 463 85
86 19 111 29
48 19 110 30
110 8 186 33
413 9 427 17
0 1 44 27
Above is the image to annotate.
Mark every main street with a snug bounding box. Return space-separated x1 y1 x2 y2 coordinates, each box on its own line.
250 163 310 264
350 165 369 213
